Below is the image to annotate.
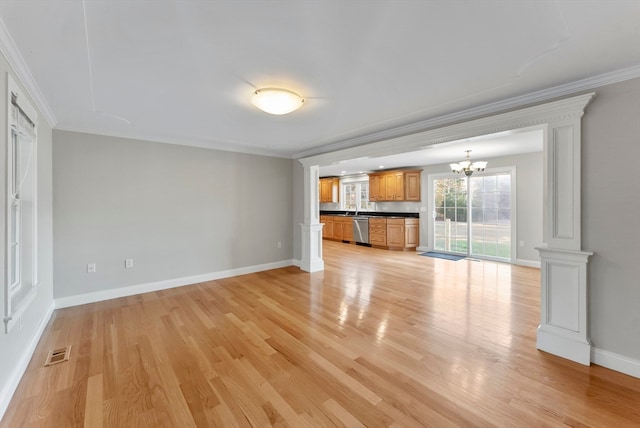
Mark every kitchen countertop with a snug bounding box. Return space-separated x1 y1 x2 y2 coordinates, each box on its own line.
320 211 419 219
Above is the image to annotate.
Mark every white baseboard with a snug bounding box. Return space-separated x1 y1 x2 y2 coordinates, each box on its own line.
292 259 301 267
516 258 541 268
0 301 55 421
55 259 295 309
592 347 640 379
416 246 430 252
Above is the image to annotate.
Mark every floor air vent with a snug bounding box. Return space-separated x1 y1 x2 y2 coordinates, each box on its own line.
44 346 71 367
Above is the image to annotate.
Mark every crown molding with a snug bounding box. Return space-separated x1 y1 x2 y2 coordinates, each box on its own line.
293 65 640 159
54 124 288 159
0 17 56 127
299 92 595 168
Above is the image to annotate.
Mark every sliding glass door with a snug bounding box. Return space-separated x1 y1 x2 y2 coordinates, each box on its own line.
432 169 514 261
433 177 468 253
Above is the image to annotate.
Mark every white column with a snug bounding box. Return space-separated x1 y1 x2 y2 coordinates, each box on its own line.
299 164 324 272
537 107 593 365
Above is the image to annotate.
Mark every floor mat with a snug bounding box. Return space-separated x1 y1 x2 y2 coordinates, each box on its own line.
419 252 466 261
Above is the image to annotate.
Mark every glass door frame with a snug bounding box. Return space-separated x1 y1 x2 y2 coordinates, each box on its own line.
428 166 517 263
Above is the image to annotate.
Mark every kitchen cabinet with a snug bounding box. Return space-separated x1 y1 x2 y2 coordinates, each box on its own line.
340 217 354 241
321 215 354 242
320 215 334 239
369 217 387 247
393 172 405 200
386 219 405 248
319 177 340 203
405 172 421 201
405 219 419 247
384 174 396 200
333 218 344 241
368 170 421 202
386 218 419 250
322 214 418 250
369 175 380 201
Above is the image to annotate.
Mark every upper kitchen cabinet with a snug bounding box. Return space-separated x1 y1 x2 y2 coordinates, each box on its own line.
319 177 340 203
369 175 381 201
368 170 421 202
405 171 421 201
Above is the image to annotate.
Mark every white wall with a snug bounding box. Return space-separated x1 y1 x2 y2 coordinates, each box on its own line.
0 54 54 419
582 77 640 363
292 160 303 263
53 131 293 303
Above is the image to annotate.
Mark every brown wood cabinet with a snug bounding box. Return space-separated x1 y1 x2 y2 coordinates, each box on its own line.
368 170 421 202
369 217 387 247
319 177 340 203
321 215 354 242
405 218 419 247
333 218 344 241
405 172 421 201
341 217 354 241
386 218 419 250
382 174 398 200
320 215 333 239
369 175 381 201
322 215 417 250
386 219 405 248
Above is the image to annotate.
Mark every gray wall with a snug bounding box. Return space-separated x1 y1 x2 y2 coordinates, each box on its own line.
0 55 54 416
582 77 640 360
53 131 293 299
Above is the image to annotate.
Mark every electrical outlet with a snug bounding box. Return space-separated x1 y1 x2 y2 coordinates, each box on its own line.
87 263 96 273
125 258 134 269
519 240 525 247
277 241 282 249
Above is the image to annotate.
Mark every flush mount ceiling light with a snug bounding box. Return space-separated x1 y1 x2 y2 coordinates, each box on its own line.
450 150 488 176
251 88 304 115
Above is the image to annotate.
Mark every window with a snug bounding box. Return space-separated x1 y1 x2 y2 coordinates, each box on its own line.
343 183 357 210
341 177 375 211
4 74 38 333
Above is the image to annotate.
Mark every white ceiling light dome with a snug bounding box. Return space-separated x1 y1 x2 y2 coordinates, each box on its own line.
251 88 304 115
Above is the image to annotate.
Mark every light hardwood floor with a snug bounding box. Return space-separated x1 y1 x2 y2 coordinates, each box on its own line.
2 240 640 427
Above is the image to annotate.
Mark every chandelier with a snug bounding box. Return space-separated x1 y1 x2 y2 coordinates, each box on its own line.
449 150 487 176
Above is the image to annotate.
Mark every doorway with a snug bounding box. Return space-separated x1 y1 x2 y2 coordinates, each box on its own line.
431 168 515 262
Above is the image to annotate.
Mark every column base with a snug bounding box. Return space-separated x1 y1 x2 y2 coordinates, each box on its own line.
536 247 592 366
537 326 591 365
300 223 324 273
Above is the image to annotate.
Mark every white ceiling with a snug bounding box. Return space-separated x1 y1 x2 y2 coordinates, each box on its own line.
0 1 638 161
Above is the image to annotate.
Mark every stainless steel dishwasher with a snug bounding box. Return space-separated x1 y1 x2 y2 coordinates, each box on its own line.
353 216 370 244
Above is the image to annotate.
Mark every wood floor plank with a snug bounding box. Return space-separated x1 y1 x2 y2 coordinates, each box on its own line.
2 240 640 427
